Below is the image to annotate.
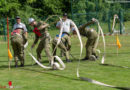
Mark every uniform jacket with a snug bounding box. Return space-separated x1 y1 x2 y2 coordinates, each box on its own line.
33 21 50 44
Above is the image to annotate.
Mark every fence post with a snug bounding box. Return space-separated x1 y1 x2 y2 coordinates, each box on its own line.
119 9 123 34
108 11 111 33
71 0 74 20
11 18 15 32
3 19 7 41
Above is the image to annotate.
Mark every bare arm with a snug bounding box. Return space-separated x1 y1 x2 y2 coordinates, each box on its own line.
40 23 49 29
56 25 61 29
56 21 61 29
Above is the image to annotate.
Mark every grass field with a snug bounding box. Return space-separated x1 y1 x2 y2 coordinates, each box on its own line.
0 29 130 90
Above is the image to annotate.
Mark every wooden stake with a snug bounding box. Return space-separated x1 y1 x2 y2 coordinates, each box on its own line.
7 17 11 70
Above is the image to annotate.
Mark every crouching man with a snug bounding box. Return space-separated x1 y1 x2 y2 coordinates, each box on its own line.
52 34 71 62
73 19 98 61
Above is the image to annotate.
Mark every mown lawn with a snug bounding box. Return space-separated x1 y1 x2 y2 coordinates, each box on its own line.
0 29 130 90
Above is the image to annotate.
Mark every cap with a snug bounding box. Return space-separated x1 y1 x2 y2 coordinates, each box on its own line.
16 16 20 19
28 18 35 24
63 13 67 16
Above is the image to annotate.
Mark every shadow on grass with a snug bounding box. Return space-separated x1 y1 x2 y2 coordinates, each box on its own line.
26 55 47 57
0 56 8 57
105 52 130 55
0 64 38 69
100 64 130 69
21 67 130 90
0 60 8 62
0 65 10 69
20 68 80 81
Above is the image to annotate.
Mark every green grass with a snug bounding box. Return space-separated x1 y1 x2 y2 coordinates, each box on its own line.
0 30 130 90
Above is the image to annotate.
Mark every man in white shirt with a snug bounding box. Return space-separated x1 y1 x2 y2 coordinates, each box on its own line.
56 13 74 62
13 16 28 37
56 13 74 34
13 16 28 44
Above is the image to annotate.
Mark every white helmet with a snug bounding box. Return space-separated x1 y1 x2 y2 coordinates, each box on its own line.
28 18 35 24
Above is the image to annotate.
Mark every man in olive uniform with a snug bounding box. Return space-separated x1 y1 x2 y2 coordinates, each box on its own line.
28 18 53 64
11 16 28 67
73 19 98 60
52 34 70 62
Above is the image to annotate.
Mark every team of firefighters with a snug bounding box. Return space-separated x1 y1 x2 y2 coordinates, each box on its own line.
11 13 98 67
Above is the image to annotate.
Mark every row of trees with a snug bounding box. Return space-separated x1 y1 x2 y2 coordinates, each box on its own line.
0 0 129 23
72 0 129 23
0 0 70 19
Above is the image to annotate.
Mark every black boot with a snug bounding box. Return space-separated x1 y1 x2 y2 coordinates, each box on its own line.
20 59 24 67
81 57 89 61
54 57 56 62
15 64 18 68
33 63 38 65
66 59 71 62
20 64 24 67
95 56 99 59
15 61 18 68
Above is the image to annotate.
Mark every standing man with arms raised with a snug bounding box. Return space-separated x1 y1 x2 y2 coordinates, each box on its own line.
11 16 28 67
56 13 74 62
28 18 53 65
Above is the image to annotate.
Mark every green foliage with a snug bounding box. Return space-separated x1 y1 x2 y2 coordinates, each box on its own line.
26 0 36 3
73 0 87 25
124 9 130 21
0 0 129 32
16 5 38 32
86 1 96 12
0 0 21 17
43 0 63 15
0 0 129 21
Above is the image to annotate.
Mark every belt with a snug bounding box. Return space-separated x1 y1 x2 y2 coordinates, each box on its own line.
15 28 23 30
11 33 22 38
62 32 70 36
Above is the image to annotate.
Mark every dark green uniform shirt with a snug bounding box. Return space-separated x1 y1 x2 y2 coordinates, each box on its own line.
33 21 49 44
78 21 98 39
80 28 98 39
11 29 25 40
